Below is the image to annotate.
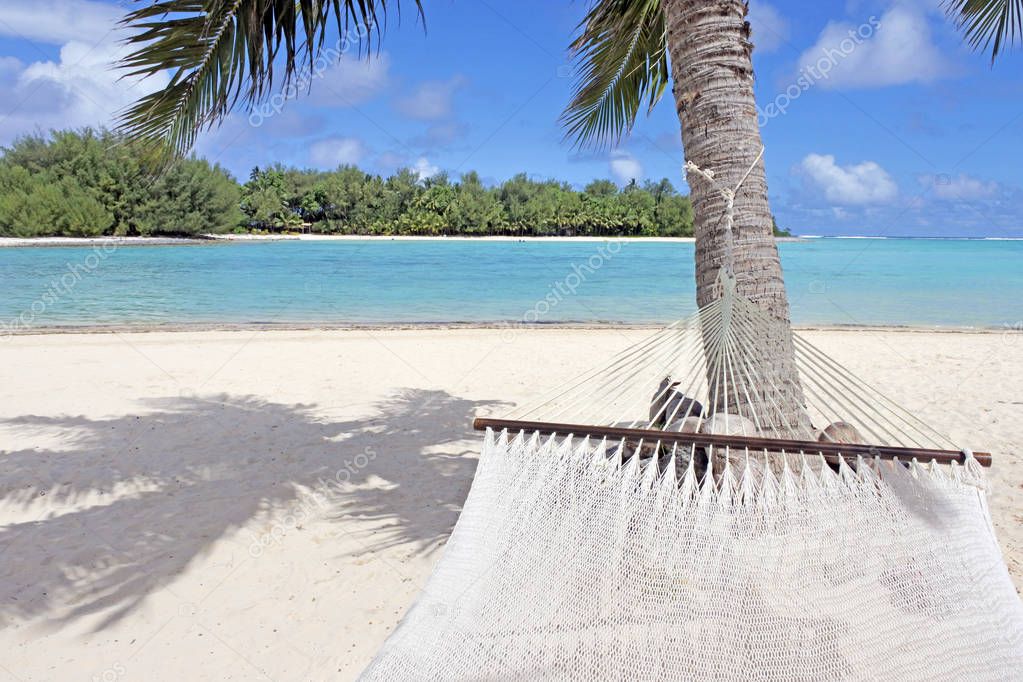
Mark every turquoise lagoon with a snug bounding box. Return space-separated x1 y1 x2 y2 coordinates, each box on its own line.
0 238 1020 329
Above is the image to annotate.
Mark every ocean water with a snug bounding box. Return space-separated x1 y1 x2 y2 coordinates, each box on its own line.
0 238 1021 329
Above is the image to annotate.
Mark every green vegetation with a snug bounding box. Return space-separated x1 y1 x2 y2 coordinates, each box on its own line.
0 129 707 239
772 216 792 238
0 129 793 239
0 130 241 237
0 130 809 239
239 166 695 237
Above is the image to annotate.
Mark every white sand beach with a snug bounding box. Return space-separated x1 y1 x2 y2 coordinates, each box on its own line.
0 327 1020 680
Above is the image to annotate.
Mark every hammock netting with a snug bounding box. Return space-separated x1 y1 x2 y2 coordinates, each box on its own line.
362 278 1023 680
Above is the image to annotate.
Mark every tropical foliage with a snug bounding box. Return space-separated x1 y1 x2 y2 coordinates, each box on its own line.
561 0 667 149
0 130 241 237
944 0 1023 61
118 0 423 156
240 166 696 236
0 129 704 238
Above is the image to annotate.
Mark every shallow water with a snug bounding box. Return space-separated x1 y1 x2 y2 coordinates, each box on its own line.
1 238 1020 329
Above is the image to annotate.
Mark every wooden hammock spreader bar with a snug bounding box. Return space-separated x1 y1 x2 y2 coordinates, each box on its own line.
472 417 992 467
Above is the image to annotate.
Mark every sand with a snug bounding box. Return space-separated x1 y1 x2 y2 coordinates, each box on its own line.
0 327 1020 680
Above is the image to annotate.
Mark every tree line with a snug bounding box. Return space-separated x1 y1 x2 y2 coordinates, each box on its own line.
241 165 697 237
0 130 241 237
0 130 790 238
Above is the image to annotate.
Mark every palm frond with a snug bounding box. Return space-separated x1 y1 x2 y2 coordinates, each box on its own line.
560 0 667 150
117 0 423 157
945 0 1023 62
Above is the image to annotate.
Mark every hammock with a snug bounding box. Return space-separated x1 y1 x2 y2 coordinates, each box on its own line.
362 279 1022 680
362 157 1023 679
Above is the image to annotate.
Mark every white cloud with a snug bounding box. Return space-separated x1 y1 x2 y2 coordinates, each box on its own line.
370 153 440 178
748 1 789 54
796 5 950 89
919 173 998 200
800 153 898 204
412 157 440 180
609 152 643 184
310 53 391 107
394 75 466 120
0 40 169 143
309 137 366 167
0 0 122 44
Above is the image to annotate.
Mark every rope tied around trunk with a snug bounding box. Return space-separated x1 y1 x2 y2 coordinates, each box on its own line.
684 146 765 282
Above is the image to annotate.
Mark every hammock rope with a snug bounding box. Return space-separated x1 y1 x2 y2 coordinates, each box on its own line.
684 145 764 278
498 288 974 478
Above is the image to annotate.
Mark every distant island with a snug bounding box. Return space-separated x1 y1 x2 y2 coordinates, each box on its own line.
0 129 791 239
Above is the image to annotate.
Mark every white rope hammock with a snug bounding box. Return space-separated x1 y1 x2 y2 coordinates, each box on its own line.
362 152 1023 680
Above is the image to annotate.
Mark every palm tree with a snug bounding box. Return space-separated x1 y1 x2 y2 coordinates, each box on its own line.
563 1 785 318
562 0 806 432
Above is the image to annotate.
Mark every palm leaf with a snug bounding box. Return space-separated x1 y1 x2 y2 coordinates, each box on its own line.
945 0 1023 61
116 0 423 157
560 0 668 150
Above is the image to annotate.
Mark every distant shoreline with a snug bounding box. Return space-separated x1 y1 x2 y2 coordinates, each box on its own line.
0 236 213 247
0 234 818 247
1 320 1011 337
211 234 705 243
1 234 1019 247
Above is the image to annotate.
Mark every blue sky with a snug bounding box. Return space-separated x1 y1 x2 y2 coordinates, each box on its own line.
0 0 1021 236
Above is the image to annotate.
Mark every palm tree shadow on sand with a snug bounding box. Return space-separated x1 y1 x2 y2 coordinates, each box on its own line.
0 389 507 631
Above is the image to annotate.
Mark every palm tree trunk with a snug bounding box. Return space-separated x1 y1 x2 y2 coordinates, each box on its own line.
663 0 808 437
